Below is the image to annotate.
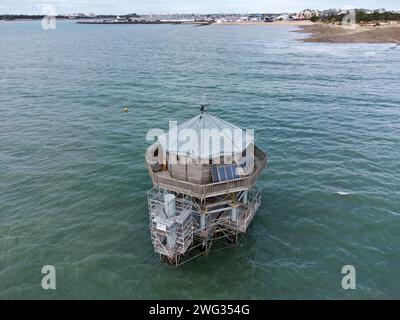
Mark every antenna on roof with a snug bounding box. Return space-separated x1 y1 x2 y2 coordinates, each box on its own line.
200 88 209 113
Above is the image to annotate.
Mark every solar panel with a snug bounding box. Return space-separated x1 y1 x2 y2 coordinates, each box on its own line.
211 164 241 183
211 165 219 183
225 165 233 180
218 166 227 181
211 164 244 182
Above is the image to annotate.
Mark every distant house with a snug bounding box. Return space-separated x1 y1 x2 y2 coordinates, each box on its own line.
295 9 321 20
238 16 249 22
276 14 290 21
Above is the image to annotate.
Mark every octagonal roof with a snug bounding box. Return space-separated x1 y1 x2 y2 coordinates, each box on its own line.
157 111 254 159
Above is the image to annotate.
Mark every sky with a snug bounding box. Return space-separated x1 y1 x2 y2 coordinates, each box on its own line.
1 0 400 15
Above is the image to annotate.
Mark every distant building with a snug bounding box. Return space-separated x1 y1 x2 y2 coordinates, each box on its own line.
65 13 87 19
295 9 321 20
276 14 290 21
238 16 249 22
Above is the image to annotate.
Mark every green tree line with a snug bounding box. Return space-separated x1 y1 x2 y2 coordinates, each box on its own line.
311 10 400 23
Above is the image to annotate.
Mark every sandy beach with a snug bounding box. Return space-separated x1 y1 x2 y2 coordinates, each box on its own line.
296 23 400 43
216 20 315 26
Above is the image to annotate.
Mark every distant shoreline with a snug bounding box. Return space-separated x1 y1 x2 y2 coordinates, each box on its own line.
296 22 400 43
0 19 315 26
77 20 315 26
76 20 212 25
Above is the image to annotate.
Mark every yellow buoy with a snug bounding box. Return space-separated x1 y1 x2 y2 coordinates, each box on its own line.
123 107 129 113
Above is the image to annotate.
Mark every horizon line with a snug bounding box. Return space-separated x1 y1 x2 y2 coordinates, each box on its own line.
1 7 400 16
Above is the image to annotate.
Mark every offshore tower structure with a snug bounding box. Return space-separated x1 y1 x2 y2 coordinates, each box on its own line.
145 106 267 266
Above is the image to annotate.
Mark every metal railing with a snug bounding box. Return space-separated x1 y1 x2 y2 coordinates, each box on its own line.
146 146 267 199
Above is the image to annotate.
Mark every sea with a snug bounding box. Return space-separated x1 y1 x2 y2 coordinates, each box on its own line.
0 20 399 299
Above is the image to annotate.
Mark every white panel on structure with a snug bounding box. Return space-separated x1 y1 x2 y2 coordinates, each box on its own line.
243 191 248 205
167 231 177 249
156 223 167 232
164 194 176 218
231 207 237 222
200 214 206 229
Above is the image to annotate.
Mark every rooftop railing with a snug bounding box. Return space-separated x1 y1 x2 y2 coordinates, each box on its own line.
146 146 267 199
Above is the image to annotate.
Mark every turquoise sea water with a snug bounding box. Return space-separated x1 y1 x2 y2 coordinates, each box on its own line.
0 21 399 299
